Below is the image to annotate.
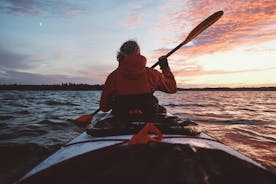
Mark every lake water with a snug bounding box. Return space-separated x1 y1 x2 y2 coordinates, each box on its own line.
0 90 275 183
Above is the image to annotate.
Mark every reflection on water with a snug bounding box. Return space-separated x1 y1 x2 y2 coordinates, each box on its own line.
198 123 276 174
158 91 276 174
0 90 275 183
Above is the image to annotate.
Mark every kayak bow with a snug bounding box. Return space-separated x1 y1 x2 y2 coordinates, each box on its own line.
18 113 276 184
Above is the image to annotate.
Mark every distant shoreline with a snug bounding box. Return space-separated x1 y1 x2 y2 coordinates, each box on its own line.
0 84 276 91
0 84 103 91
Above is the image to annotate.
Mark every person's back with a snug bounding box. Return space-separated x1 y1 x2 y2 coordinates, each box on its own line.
100 40 177 120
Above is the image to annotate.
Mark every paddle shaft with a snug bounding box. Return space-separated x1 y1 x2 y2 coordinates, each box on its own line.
92 108 100 116
150 10 223 69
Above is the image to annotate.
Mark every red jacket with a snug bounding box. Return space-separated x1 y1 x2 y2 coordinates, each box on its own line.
100 54 177 112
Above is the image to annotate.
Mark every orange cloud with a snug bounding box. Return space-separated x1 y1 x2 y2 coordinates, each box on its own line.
153 0 276 57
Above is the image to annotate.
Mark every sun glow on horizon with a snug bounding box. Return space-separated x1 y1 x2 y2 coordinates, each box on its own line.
172 39 276 88
196 41 276 71
176 69 276 88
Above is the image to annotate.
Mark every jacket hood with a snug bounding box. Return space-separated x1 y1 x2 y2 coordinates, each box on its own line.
118 55 147 80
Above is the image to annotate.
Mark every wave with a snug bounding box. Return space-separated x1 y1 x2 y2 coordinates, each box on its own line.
16 110 30 115
45 100 79 106
0 142 59 156
0 122 8 128
233 127 276 143
0 142 61 183
263 110 276 113
0 115 15 120
38 119 73 127
9 102 29 108
239 108 257 112
194 118 264 125
165 103 214 108
0 128 48 140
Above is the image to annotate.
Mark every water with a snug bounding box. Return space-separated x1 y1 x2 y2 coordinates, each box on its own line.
0 90 275 183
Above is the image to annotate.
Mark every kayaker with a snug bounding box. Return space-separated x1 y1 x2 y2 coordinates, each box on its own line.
100 40 177 121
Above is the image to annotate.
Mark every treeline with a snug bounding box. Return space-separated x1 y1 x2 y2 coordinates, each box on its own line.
0 83 103 90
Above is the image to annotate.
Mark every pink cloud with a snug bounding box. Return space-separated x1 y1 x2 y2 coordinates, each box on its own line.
152 0 276 57
121 5 144 28
122 15 142 27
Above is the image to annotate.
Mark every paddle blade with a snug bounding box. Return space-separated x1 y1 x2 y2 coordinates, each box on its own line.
157 10 224 62
184 10 224 44
74 114 93 127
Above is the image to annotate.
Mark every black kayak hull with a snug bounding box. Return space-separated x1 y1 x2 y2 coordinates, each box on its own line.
18 113 276 184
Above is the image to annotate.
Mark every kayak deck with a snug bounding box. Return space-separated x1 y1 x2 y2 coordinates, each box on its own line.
18 114 276 183
19 132 276 184
20 132 210 181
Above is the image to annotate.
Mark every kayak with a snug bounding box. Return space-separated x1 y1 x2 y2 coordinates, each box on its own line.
18 113 276 184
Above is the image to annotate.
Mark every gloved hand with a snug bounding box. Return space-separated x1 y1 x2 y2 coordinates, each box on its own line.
158 56 169 70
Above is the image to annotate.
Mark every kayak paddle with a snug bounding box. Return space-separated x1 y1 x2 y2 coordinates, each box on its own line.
74 10 223 127
151 10 223 68
74 108 100 127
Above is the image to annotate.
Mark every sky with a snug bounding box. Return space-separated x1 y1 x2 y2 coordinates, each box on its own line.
0 0 276 88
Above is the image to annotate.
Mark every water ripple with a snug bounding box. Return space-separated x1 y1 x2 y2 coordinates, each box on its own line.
45 100 79 106
0 90 276 182
0 115 15 120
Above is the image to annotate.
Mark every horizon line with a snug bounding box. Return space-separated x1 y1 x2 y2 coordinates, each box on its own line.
0 84 276 91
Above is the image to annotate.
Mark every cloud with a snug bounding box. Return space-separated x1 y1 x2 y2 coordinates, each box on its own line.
122 15 142 27
121 5 145 28
153 0 276 57
0 0 40 15
0 0 86 16
0 47 45 70
0 70 100 84
0 48 30 69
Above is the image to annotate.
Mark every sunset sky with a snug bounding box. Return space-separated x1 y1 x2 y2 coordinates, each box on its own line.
0 0 276 88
